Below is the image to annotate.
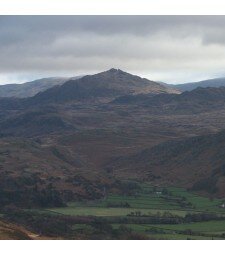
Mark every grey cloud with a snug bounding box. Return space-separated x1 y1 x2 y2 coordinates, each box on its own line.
1 16 225 84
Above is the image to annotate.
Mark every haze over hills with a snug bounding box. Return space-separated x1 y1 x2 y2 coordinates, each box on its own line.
173 77 225 92
0 76 83 98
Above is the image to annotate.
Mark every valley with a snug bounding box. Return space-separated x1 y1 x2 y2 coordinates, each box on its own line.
3 182 225 240
0 69 225 239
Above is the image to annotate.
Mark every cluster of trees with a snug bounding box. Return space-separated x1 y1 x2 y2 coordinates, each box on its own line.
114 180 142 196
0 186 65 208
0 176 65 208
65 175 109 200
125 212 184 224
5 210 149 239
192 177 218 194
5 210 73 237
106 202 130 208
184 213 225 222
126 211 225 224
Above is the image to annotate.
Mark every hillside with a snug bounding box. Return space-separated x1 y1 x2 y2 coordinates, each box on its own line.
175 77 225 92
105 130 225 197
0 69 179 100
0 77 69 98
0 219 58 239
112 86 225 114
0 220 33 240
0 136 120 208
1 69 225 208
0 76 83 98
28 69 179 105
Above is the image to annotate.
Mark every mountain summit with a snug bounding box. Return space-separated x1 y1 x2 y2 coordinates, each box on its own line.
30 68 179 104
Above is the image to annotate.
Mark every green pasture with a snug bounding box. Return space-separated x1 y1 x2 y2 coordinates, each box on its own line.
42 184 225 217
34 183 225 239
45 206 187 217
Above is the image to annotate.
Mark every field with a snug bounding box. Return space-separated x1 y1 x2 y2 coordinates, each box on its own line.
27 183 225 239
45 206 189 217
44 184 225 215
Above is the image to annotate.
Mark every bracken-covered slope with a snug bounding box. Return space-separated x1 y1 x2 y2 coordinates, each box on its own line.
0 137 117 207
105 130 225 197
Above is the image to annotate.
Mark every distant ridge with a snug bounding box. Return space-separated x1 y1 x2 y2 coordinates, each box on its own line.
112 86 225 114
0 76 82 98
174 77 225 92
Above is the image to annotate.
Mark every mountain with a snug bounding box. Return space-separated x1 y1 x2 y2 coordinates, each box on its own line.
28 68 179 105
0 69 181 137
0 136 114 207
0 76 82 98
1 68 225 208
112 86 225 114
174 77 225 92
105 129 225 197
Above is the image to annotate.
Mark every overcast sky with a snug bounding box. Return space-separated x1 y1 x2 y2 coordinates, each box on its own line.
1 16 225 84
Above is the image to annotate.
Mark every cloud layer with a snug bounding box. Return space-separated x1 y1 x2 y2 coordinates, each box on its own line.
1 16 225 84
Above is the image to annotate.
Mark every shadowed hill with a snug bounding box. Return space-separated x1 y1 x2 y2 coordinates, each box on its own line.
0 69 179 110
112 86 225 114
28 68 179 105
175 77 225 92
105 129 225 197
